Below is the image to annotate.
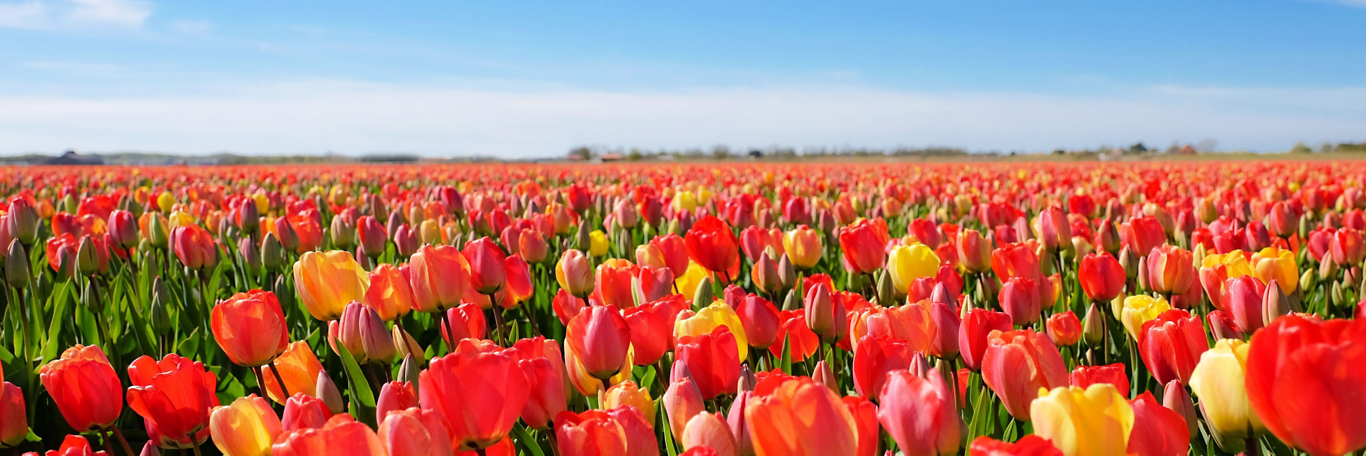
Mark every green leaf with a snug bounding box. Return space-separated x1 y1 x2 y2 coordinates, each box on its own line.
659 398 678 456
337 346 376 407
40 281 71 364
780 334 792 375
509 424 546 456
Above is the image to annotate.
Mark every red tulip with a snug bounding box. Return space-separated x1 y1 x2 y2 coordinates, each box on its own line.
981 329 1068 421
39 345 123 432
1147 245 1196 297
635 265 674 304
1138 309 1208 385
734 294 780 350
566 305 632 382
409 244 472 313
1078 252 1125 302
282 393 333 431
804 281 846 343
958 309 1013 372
1033 207 1071 252
853 335 913 401
377 407 453 456
555 410 628 456
1221 276 1266 334
440 303 488 345
1120 216 1167 256
508 337 569 430
1332 228 1366 267
687 216 741 276
171 224 216 270
1206 309 1245 341
420 339 530 451
211 289 290 367
1127 392 1190 456
126 354 219 443
606 406 660 456
464 237 507 295
1246 315 1366 455
271 415 386 455
35 435 109 456
376 381 418 425
593 259 637 310
968 435 1063 455
665 375 706 439
842 395 880 456
878 368 963 456
908 218 943 249
1045 311 1082 346
1068 364 1129 398
839 218 889 275
649 233 690 279
675 326 741 400
740 226 784 263
958 229 993 272
999 276 1042 326
769 310 820 363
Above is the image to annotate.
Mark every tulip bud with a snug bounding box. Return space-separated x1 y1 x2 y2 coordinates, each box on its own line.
812 361 837 393
149 276 172 335
692 276 714 309
274 274 297 317
782 288 800 311
237 199 260 234
75 236 99 276
109 210 138 249
1263 284 1291 328
1083 303 1106 347
148 214 169 249
752 254 780 295
1207 309 1243 340
260 232 285 271
398 355 421 395
876 268 896 306
276 218 300 253
575 221 591 250
82 278 105 314
556 249 595 298
777 253 797 291
393 224 418 257
358 215 387 258
6 240 28 288
1163 380 1200 438
1119 246 1139 280
908 352 930 379
316 371 345 414
1135 255 1150 291
1332 280 1348 309
8 199 37 246
238 236 261 269
140 442 161 456
737 364 756 393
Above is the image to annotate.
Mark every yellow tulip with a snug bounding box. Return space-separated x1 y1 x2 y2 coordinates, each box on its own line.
168 210 197 229
1251 247 1298 294
673 190 698 212
1201 252 1251 279
675 300 749 360
293 250 371 321
674 261 710 301
1188 339 1263 453
252 193 270 214
589 230 609 257
886 243 941 294
601 380 655 425
209 395 282 456
1031 384 1134 456
1119 295 1170 340
782 226 824 269
156 191 175 213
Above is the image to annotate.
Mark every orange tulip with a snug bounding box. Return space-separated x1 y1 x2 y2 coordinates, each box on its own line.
293 250 370 321
377 407 453 456
745 376 859 456
605 406 659 456
843 395 880 456
270 415 386 456
262 341 324 405
37 435 108 456
1068 364 1129 397
554 410 629 456
127 354 220 444
594 259 637 310
39 345 123 431
362 264 414 321
768 310 819 363
410 244 472 313
209 395 283 456
1246 315 1366 455
376 381 418 425
958 309 1013 372
1137 309 1207 386
496 254 534 309
878 369 963 456
1045 311 1082 346
420 339 530 451
211 289 290 367
464 237 507 295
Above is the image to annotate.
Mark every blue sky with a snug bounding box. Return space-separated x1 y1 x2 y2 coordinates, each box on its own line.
1 0 1365 157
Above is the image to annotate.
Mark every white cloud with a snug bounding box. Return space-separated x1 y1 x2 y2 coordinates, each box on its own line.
171 18 207 34
0 81 1363 157
0 0 148 30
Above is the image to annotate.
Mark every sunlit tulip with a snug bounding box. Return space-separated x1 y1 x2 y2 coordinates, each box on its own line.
687 216 741 278
506 337 568 430
1246 315 1366 456
1331 228 1365 267
782 225 823 269
1120 216 1166 256
1030 384 1133 456
602 381 654 425
271 415 386 455
676 300 750 361
1147 245 1196 297
464 236 507 295
665 375 706 439
1127 391 1190 456
1251 246 1298 294
804 282 846 343
38 435 109 456
887 243 941 294
362 264 414 321
262 341 324 405
839 218 889 275
622 298 680 365
682 412 737 456
410 244 473 312
999 276 1042 326
1033 207 1071 252
39 345 123 431
594 259 636 310
959 309 1013 371
281 394 332 432
1188 339 1263 453
981 329 1068 421
675 326 742 400
1119 295 1171 341
557 249 596 298
171 224 216 270
0 382 23 448
420 339 530 451
440 303 488 344
376 382 418 425
769 310 820 363
327 302 396 364
293 250 370 321
1136 309 1207 386
878 368 962 456
744 377 859 456
565 306 633 394
967 435 1063 455
1045 311 1082 346
555 409 628 456
127 354 219 443
734 294 780 351
1078 252 1125 302
740 226 784 263
1068 364 1129 396
211 289 290 367
958 229 993 273
377 407 453 456
852 335 912 401
209 395 282 456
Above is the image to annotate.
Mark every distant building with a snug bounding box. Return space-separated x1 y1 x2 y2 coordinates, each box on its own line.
600 153 624 162
1178 145 1197 155
46 150 104 165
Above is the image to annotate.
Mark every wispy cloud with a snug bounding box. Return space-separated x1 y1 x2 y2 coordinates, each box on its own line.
0 0 148 30
0 80 1362 157
171 18 207 34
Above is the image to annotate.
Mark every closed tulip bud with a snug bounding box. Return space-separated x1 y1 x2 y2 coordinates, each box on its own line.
317 371 345 414
1263 284 1291 328
876 268 896 306
275 216 300 252
260 232 284 271
812 361 838 393
1163 380 1199 438
75 235 98 276
779 288 799 311
776 253 797 292
556 249 595 298
398 355 421 390
147 213 170 248
393 224 418 257
8 199 37 246
737 365 756 393
238 236 261 269
1189 339 1262 453
752 253 780 295
1082 303 1106 347
804 283 844 342
665 376 706 439
357 215 387 258
109 209 138 249
81 279 104 314
5 241 28 288
149 278 172 336
693 276 714 308
1118 246 1139 280
575 221 592 250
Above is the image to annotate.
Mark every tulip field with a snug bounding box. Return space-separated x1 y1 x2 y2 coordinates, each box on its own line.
0 161 1364 456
